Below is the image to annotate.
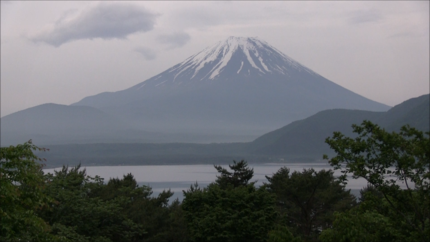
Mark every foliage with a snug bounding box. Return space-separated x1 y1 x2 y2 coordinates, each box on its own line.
266 168 356 242
319 207 400 242
182 161 277 242
214 160 254 188
268 225 303 242
40 165 145 242
153 198 189 242
320 187 417 242
94 173 188 242
358 183 383 203
324 121 430 241
0 141 58 241
1 141 189 242
40 165 190 242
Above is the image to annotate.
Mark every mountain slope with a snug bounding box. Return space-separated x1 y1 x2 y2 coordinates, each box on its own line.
377 94 429 131
249 94 429 157
248 109 384 156
0 104 149 146
73 36 390 137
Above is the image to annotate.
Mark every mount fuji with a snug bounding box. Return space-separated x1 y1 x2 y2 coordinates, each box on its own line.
73 36 389 139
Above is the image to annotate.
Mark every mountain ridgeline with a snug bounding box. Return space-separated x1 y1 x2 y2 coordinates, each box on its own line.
33 94 429 168
249 93 429 157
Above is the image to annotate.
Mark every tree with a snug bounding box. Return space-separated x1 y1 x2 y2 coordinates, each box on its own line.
0 141 57 241
268 225 303 242
323 121 430 241
265 168 356 242
320 183 410 242
40 165 145 242
89 172 187 242
214 160 254 189
319 206 401 242
182 161 277 242
1 142 187 242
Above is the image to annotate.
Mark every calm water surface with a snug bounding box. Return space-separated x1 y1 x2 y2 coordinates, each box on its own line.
44 163 372 201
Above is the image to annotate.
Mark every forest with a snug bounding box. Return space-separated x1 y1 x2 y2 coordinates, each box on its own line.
1 121 429 242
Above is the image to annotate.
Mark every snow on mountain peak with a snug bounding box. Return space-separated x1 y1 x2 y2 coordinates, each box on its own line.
172 36 315 81
183 36 268 79
133 36 317 90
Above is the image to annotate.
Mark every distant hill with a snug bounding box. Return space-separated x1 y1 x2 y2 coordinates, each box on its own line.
0 103 155 146
377 94 429 132
1 103 260 146
32 94 428 168
248 94 429 157
248 109 384 157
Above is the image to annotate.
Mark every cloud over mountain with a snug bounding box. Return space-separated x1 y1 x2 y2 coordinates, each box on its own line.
30 3 159 47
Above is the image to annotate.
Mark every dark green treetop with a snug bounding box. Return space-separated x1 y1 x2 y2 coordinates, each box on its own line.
214 160 254 189
182 160 276 242
266 167 355 242
0 141 58 242
323 121 430 241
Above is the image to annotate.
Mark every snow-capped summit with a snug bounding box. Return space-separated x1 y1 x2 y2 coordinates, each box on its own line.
132 36 317 90
73 36 390 138
172 36 314 80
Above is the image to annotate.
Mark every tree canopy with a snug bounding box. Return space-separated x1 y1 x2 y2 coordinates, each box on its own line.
182 160 276 242
322 121 430 241
0 141 56 242
266 167 356 242
214 160 254 188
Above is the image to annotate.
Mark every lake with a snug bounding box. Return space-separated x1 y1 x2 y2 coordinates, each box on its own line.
43 162 373 201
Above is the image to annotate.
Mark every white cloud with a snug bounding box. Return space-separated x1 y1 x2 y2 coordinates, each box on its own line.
30 3 159 47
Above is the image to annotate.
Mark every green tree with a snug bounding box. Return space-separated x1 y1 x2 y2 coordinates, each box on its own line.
1 142 187 242
320 184 409 242
40 165 145 242
268 225 303 242
323 121 430 241
0 141 57 241
266 168 356 242
319 206 401 242
90 172 188 242
182 161 277 242
214 160 254 189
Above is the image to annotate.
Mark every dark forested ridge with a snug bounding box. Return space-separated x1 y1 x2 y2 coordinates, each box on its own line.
377 93 429 131
31 94 429 168
249 93 429 156
248 109 384 156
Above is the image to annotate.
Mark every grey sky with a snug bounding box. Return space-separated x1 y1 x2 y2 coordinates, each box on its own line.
157 32 191 49
135 46 157 61
1 1 429 117
348 10 382 24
